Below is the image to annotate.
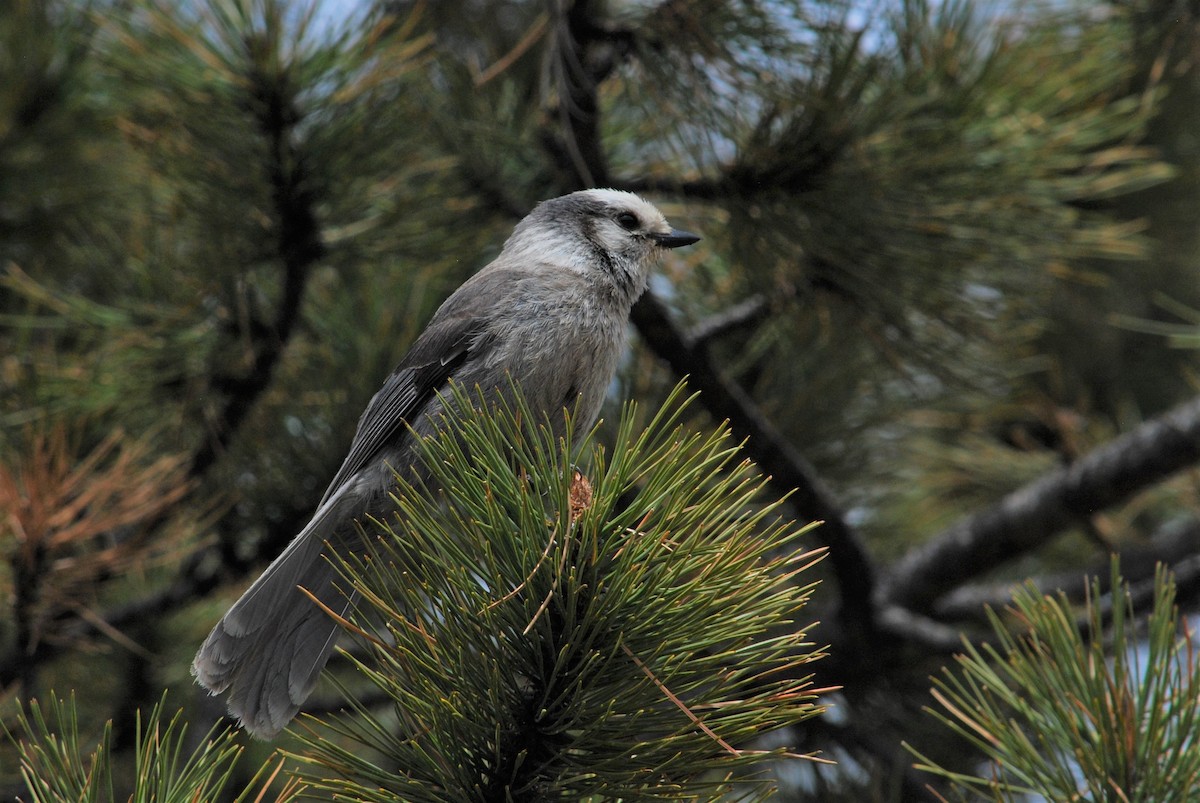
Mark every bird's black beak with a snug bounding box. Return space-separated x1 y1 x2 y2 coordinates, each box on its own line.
650 228 701 249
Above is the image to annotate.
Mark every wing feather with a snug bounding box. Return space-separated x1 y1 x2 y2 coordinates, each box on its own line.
315 270 522 505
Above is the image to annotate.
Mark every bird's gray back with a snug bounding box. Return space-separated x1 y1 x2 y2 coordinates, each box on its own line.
422 263 628 440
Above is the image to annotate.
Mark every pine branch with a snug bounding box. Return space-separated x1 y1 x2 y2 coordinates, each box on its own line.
289 382 827 801
630 293 879 641
188 58 324 480
8 692 297 802
540 0 612 189
910 562 1200 801
883 393 1200 613
933 516 1200 623
0 15 334 690
684 294 771 349
0 425 196 692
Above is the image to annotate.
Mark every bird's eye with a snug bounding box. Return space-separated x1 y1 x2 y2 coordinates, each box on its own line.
615 211 639 231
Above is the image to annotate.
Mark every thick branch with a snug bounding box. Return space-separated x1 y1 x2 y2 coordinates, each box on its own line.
542 0 612 189
933 516 1200 622
630 292 879 638
684 294 769 348
883 394 1200 613
189 62 324 479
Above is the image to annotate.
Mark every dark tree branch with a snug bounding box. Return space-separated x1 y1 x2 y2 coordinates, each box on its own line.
684 294 770 348
932 516 1200 623
875 604 971 654
883 394 1200 613
630 292 879 640
189 54 324 480
542 0 612 190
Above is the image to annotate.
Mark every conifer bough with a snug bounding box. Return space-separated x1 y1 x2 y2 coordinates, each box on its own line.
288 383 827 801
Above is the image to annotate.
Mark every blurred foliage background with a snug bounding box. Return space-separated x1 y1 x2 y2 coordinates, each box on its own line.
2 0 1200 799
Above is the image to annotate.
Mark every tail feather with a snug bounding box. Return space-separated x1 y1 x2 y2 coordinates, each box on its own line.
193 491 360 739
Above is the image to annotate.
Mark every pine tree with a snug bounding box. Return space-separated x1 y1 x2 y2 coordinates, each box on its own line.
3 0 1200 799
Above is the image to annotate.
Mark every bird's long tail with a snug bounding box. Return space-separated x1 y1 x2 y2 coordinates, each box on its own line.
192 492 359 739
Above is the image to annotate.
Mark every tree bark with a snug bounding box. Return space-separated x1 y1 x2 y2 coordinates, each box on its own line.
883 394 1200 613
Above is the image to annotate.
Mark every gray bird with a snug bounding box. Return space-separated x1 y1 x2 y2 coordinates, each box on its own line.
192 189 699 738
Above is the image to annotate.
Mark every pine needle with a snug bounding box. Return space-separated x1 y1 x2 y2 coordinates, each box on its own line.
621 642 741 758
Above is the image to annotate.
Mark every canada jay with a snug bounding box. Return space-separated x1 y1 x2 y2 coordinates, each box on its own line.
192 189 699 738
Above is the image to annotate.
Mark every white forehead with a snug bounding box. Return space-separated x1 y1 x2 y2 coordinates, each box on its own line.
576 189 668 226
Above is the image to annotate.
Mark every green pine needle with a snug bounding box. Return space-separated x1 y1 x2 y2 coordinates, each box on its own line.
909 559 1200 802
288 381 827 801
6 690 296 802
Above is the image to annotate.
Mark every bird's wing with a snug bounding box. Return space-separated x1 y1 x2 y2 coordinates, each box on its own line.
315 270 521 506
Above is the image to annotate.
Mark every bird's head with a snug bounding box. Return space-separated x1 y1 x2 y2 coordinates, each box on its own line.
503 189 700 303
